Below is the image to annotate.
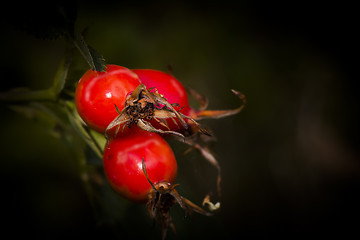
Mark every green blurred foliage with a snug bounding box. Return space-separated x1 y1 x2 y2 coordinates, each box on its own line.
1 0 359 239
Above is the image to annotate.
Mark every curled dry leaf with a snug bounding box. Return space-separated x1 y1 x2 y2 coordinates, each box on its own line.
142 159 212 240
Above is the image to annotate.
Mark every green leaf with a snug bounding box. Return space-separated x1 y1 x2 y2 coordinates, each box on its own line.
0 47 73 103
73 32 107 72
65 101 105 159
50 45 73 96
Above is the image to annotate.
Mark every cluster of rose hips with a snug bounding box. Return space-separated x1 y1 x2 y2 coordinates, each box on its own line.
74 65 245 238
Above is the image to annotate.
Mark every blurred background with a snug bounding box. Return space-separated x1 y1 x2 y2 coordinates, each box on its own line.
1 0 359 238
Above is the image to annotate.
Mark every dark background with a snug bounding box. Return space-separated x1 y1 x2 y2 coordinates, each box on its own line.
1 1 359 239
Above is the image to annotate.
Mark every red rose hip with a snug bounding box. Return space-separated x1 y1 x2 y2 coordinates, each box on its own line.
75 64 141 133
132 69 190 132
103 128 178 202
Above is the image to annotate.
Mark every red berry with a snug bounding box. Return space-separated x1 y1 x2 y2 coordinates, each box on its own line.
132 69 190 131
75 65 141 133
103 128 178 203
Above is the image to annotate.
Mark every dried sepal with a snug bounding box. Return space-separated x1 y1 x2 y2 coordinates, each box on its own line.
153 109 212 137
142 159 212 240
104 107 129 141
184 138 222 196
182 197 213 216
142 158 157 192
136 119 185 140
188 88 246 120
179 112 212 136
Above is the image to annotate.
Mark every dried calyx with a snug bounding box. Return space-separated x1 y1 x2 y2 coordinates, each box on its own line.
105 84 210 142
142 159 213 240
186 87 246 121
